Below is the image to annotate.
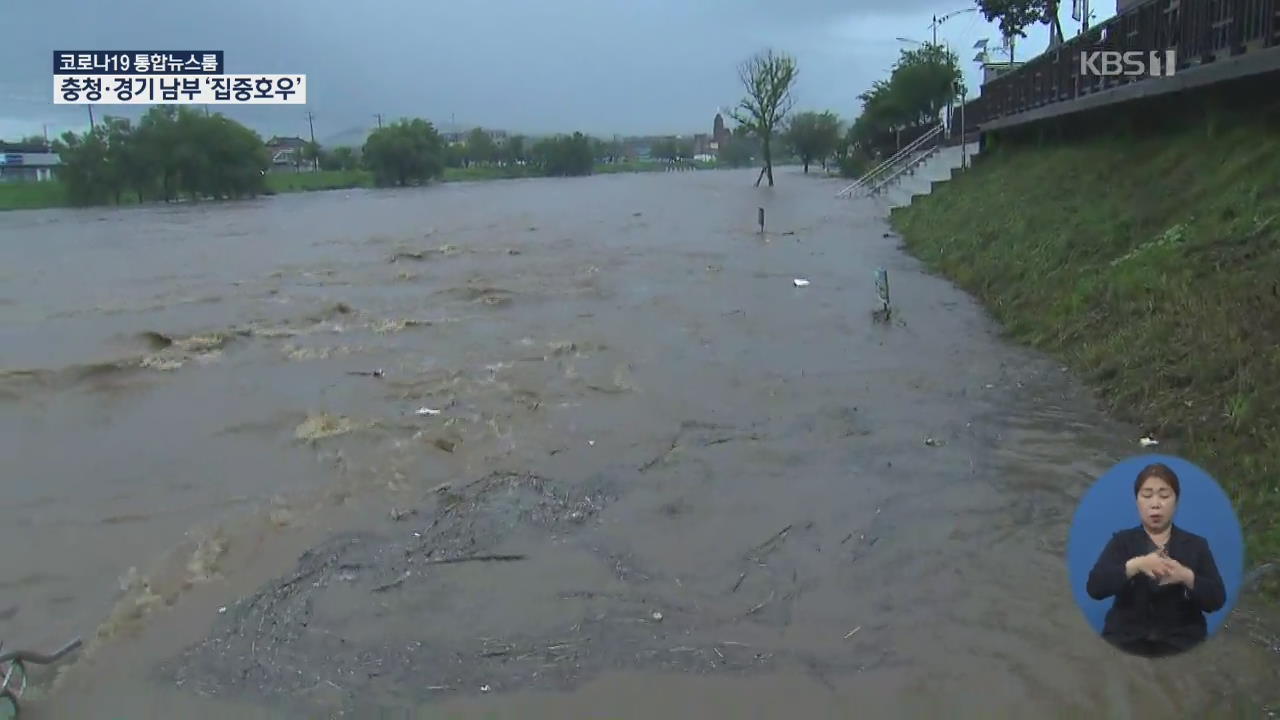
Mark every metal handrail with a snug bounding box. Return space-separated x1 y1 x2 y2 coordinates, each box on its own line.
836 123 944 197
868 143 943 195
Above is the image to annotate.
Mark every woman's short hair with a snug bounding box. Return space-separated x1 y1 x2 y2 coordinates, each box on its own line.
1134 463 1181 498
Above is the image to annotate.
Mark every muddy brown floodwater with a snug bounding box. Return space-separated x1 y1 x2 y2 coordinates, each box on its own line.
1 168 1277 719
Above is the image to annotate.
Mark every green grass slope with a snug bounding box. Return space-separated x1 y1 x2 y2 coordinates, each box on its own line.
892 112 1280 581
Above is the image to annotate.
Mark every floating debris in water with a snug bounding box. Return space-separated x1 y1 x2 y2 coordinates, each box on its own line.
174 333 232 353
1139 436 1159 447
416 407 441 417
390 507 417 522
923 437 943 447
372 318 431 334
792 278 810 288
295 413 363 441
140 356 184 371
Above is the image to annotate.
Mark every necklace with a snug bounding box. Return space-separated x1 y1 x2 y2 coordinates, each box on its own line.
1148 529 1171 557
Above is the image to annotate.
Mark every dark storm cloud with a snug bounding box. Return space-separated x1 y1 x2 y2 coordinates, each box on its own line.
1 0 1066 142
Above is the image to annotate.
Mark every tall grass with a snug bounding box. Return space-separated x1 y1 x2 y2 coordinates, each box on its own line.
0 181 69 211
893 112 1280 588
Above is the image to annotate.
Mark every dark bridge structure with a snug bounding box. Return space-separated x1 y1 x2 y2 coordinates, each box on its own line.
955 0 1280 133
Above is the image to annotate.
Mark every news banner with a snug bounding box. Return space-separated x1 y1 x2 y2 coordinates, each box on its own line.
52 50 306 105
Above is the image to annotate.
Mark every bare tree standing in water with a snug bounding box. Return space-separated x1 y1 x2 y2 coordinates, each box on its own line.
731 49 798 188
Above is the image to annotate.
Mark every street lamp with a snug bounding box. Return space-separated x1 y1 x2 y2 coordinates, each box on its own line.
930 7 978 46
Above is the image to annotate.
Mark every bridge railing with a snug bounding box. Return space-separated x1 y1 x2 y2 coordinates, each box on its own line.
955 0 1280 128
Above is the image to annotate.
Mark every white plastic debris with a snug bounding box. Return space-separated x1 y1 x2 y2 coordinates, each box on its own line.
217 606 227 614
415 407 441 417
480 684 492 693
651 611 664 622
1139 436 1160 447
792 278 811 288
587 440 595 446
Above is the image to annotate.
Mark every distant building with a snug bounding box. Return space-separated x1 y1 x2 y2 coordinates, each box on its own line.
443 128 508 147
0 143 60 182
712 113 731 151
693 133 711 156
265 136 307 166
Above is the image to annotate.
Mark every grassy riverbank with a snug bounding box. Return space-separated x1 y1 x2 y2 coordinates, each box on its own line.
892 111 1280 583
0 161 714 210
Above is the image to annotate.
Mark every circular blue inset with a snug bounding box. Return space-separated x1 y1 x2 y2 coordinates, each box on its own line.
1066 454 1244 636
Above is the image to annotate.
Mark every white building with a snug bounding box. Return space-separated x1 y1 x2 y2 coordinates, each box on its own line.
0 148 60 183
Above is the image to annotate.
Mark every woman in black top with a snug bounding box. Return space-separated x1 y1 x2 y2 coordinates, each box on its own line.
1086 462 1227 657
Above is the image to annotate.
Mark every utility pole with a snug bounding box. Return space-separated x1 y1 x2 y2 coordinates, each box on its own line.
87 104 95 130
42 124 48 145
932 15 938 46
306 110 317 171
374 113 383 129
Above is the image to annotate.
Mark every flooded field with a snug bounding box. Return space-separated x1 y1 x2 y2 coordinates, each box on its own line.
1 168 1277 718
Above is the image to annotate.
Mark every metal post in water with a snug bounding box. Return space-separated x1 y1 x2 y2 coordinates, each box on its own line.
875 267 890 313
758 207 765 234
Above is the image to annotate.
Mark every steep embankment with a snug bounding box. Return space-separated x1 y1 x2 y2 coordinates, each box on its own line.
892 110 1280 581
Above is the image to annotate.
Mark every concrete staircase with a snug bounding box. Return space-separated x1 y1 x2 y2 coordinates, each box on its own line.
876 142 980 209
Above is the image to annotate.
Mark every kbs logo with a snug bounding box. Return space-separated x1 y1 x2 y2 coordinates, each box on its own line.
1079 50 1177 77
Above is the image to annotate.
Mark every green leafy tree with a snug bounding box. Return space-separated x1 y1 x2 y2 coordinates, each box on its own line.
717 124 761 168
977 0 1063 57
466 128 496 165
301 140 322 171
650 138 677 161
504 135 526 165
850 43 962 158
52 127 111 205
53 105 266 204
785 111 841 173
362 118 445 186
444 142 466 169
730 49 799 187
101 116 152 203
328 146 358 171
531 132 594 176
716 137 754 168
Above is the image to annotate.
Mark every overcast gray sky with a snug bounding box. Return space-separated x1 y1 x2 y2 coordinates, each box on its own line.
1 0 1093 144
